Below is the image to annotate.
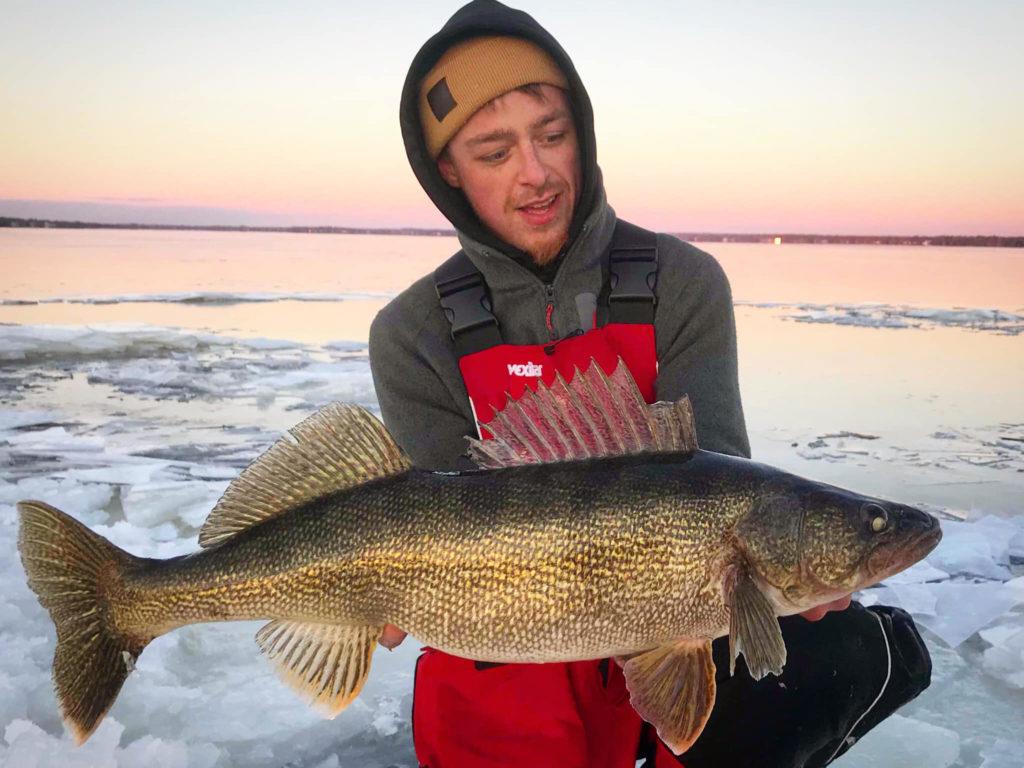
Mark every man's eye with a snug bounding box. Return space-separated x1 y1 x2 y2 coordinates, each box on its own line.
543 132 565 144
480 149 508 163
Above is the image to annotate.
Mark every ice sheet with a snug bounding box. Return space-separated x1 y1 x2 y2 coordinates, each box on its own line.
832 714 961 767
0 323 305 363
2 319 1022 767
739 302 1024 335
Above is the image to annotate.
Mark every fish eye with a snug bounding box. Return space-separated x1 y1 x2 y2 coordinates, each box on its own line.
864 503 888 533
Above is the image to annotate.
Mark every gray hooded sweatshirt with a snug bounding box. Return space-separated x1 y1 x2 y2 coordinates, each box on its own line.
370 0 750 470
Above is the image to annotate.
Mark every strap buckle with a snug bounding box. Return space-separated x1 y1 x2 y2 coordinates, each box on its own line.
608 251 658 305
434 253 503 356
437 272 498 337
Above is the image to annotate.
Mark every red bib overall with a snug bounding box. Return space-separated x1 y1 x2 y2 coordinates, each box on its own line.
414 223 680 767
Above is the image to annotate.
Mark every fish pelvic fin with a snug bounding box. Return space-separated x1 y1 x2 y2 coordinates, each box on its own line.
256 620 382 717
17 500 151 745
466 358 699 469
727 567 786 680
199 404 411 548
622 639 716 755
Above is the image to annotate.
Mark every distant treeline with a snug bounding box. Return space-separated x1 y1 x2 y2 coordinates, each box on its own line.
674 232 1024 248
0 217 454 238
2 217 1021 248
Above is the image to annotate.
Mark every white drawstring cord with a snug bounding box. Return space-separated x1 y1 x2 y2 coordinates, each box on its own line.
825 609 893 765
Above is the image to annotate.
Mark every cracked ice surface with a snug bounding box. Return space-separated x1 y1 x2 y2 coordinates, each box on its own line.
0 322 1022 768
751 302 1024 336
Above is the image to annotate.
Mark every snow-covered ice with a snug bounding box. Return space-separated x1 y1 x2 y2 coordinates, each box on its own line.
1 320 1022 768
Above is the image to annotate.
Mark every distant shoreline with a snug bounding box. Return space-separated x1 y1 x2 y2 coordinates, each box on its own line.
1 216 1021 248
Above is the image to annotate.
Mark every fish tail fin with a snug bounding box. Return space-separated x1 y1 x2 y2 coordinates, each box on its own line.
17 500 152 744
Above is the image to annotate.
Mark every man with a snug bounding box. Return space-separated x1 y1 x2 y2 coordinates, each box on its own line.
369 2 932 766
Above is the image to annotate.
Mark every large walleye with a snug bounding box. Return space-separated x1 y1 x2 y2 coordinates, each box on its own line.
18 360 941 752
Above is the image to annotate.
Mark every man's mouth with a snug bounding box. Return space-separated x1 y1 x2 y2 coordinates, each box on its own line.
516 193 560 226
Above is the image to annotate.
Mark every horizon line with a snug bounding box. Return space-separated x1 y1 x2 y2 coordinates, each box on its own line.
1 216 1022 248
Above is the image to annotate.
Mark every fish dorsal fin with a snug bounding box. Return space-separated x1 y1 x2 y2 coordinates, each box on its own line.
256 621 382 717
466 358 698 469
198 404 411 548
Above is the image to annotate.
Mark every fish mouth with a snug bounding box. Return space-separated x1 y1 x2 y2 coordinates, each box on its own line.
865 517 943 583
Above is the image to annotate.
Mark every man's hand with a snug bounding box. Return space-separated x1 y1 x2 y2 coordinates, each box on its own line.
799 595 852 622
379 623 408 649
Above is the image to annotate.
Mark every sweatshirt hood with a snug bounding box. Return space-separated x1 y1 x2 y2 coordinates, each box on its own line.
399 0 603 266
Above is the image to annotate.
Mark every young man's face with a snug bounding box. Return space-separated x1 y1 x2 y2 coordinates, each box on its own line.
437 84 581 265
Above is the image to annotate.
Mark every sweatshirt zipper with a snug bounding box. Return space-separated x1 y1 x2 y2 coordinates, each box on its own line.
542 282 585 354
544 283 556 341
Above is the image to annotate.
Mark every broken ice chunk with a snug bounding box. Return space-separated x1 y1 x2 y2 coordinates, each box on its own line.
63 462 170 486
980 620 1024 689
0 477 112 525
914 582 1023 648
925 519 1012 580
4 427 106 455
122 480 227 529
888 583 938 616
979 738 1024 768
830 713 959 767
884 559 949 585
0 410 63 431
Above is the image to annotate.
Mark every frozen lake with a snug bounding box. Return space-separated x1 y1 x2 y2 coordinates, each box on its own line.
0 229 1022 767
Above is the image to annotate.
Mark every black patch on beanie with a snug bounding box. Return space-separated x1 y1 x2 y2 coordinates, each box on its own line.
427 78 457 122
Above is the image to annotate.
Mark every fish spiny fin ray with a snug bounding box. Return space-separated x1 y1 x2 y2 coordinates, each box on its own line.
17 500 151 744
728 569 786 679
466 358 698 468
255 621 382 717
199 404 411 548
622 639 716 755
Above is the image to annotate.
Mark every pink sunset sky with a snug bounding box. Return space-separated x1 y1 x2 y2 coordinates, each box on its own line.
2 1 1022 235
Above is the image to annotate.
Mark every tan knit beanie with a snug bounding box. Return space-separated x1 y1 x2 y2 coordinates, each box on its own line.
419 36 568 160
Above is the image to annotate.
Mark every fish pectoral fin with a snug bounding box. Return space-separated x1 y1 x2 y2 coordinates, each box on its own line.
622 639 716 756
255 620 383 718
728 570 786 680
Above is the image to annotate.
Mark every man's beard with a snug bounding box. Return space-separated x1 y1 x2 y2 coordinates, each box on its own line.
530 234 567 265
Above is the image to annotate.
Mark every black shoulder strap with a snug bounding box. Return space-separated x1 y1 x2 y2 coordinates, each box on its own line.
433 220 658 356
601 220 658 325
433 250 502 357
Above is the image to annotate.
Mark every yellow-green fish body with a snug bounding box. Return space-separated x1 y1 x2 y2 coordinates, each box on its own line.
17 361 942 752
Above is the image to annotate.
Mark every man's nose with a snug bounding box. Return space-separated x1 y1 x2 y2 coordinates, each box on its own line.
516 142 548 187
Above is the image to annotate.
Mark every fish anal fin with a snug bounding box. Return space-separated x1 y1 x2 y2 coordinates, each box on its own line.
728 568 786 680
255 621 382 717
622 639 716 755
466 358 699 469
199 405 411 548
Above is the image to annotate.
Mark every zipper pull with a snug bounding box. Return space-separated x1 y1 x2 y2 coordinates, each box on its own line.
544 328 584 355
544 283 557 341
